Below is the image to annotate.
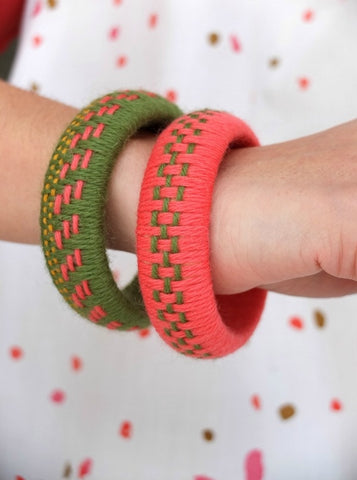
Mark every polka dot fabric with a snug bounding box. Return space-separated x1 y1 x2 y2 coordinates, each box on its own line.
1 0 357 479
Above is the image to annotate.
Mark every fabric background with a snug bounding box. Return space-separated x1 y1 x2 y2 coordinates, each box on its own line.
1 1 357 479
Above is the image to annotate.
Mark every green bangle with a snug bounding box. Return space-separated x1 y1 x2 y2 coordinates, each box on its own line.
40 90 182 330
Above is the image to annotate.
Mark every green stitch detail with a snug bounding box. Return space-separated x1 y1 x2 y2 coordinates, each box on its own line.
153 290 160 302
185 330 194 338
151 211 158 226
152 263 159 279
179 312 188 323
190 113 199 119
199 118 208 123
176 186 184 200
172 342 180 348
164 142 173 154
170 151 179 164
178 118 186 124
180 163 189 176
162 198 170 212
185 350 194 355
174 264 181 281
193 344 203 350
163 250 170 267
171 236 179 252
172 212 180 226
187 143 195 154
176 291 183 304
203 353 212 357
184 122 192 128
178 337 187 346
157 164 165 176
172 129 178 135
170 322 179 332
165 175 172 187
151 236 158 253
164 328 171 337
164 277 171 293
194 129 201 136
157 310 165 321
166 303 173 313
160 224 168 239
153 186 161 200
177 134 184 142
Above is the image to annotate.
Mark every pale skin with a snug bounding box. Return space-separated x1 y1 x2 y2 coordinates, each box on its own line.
1 79 357 298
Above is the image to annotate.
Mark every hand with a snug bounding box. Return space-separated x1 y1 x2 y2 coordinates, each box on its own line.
210 118 357 297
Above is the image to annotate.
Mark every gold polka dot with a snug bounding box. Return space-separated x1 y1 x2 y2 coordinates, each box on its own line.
279 404 296 420
30 82 39 93
202 429 215 441
314 309 326 328
47 0 58 7
269 57 280 68
62 462 72 477
208 33 220 45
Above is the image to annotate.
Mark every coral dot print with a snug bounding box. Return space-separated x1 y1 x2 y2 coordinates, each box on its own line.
119 420 132 438
330 399 343 411
9 345 23 360
71 355 83 371
289 316 304 330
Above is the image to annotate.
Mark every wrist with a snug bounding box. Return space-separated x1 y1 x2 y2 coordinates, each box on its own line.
104 132 157 253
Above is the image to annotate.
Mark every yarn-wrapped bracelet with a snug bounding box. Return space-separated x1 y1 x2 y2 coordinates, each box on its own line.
136 109 268 358
40 90 182 330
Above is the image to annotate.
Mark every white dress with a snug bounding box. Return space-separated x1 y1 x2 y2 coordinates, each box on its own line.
1 1 357 479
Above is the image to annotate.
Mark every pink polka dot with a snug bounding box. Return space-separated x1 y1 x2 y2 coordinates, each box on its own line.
50 389 65 403
298 77 310 90
32 1 42 16
251 394 262 410
166 90 178 102
32 35 43 47
149 13 158 28
113 0 122 5
117 55 128 68
111 269 120 282
230 34 242 52
139 328 151 338
302 9 315 22
109 26 120 40
245 450 264 480
78 458 93 478
194 476 215 480
71 355 83 371
10 346 23 360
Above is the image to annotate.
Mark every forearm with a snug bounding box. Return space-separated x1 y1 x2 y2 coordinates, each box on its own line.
0 80 155 252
